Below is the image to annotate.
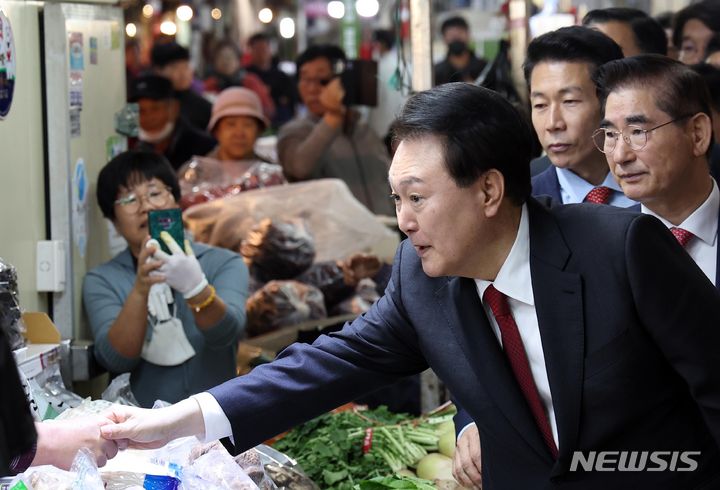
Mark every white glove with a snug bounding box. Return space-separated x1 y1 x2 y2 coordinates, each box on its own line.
147 232 208 299
147 283 174 321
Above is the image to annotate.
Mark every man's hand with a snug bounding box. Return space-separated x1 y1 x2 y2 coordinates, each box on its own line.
100 399 206 449
33 415 119 469
320 77 346 128
453 423 482 489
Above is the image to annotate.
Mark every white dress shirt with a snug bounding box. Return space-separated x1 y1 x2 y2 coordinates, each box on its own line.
556 167 636 207
642 179 719 285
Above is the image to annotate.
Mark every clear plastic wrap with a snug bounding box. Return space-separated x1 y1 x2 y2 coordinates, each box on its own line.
11 448 104 490
183 179 399 263
240 219 315 282
0 257 25 350
183 443 259 489
330 278 381 316
55 399 114 420
245 280 327 336
177 157 286 210
296 261 353 309
234 449 277 490
102 373 140 407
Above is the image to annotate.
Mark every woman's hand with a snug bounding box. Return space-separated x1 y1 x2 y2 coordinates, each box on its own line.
132 236 165 298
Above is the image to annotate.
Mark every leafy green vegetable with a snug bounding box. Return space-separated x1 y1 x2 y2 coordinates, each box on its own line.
273 406 450 490
355 475 437 490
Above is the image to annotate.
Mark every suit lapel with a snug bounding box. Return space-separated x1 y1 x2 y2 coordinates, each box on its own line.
527 199 585 475
715 204 720 289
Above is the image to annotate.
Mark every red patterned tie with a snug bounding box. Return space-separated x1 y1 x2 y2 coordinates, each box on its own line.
584 186 612 204
483 285 558 458
670 227 694 247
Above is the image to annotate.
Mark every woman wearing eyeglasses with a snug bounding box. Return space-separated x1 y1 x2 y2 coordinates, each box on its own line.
82 151 248 408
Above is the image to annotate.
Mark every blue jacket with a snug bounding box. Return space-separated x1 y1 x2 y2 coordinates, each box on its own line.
83 241 248 407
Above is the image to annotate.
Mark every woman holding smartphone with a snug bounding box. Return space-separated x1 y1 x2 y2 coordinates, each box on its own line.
83 151 248 407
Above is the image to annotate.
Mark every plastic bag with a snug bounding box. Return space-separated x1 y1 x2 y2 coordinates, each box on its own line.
0 257 25 350
234 449 278 490
240 219 315 282
183 179 399 263
183 443 259 489
246 280 326 336
55 398 114 420
11 448 104 490
37 363 84 417
178 157 285 210
330 278 381 316
296 261 353 309
102 471 181 490
102 373 140 407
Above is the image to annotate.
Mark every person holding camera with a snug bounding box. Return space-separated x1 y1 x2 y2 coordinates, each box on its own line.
277 44 394 216
82 151 248 408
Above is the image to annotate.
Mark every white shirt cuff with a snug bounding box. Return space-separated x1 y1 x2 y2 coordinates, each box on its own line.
191 392 233 443
456 421 477 441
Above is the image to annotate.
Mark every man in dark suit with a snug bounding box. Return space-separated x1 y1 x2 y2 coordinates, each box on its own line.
101 83 720 489
527 27 634 210
596 55 719 287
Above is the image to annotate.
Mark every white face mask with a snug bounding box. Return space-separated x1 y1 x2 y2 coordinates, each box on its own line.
141 283 196 366
139 121 175 144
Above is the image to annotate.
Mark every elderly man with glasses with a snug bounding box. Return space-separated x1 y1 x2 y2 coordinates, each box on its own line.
82 151 248 408
594 54 719 286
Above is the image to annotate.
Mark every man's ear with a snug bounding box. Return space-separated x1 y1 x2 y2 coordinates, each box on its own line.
477 169 505 218
689 112 713 158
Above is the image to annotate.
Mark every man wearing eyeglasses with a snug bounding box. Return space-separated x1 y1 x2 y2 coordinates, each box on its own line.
277 44 394 216
526 27 636 209
594 55 719 287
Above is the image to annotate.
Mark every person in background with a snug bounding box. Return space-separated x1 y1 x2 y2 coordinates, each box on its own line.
655 11 678 59
692 63 720 189
277 44 394 216
433 16 487 86
1 327 119 475
526 27 633 207
83 151 248 408
368 28 409 155
672 0 720 65
582 8 667 56
596 55 719 286
705 34 720 67
131 75 216 170
151 42 212 132
101 83 720 489
245 33 297 130
206 87 271 164
203 39 275 122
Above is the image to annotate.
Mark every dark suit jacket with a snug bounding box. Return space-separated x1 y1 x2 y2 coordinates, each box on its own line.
531 164 562 203
627 200 720 290
531 154 552 177
209 199 720 489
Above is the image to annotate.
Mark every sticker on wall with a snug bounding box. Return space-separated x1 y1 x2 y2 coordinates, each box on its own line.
69 108 81 138
89 37 98 65
106 134 127 161
69 31 84 71
110 22 121 50
72 158 88 258
0 9 17 119
69 71 83 108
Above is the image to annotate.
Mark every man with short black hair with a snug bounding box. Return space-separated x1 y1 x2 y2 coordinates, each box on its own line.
434 16 487 85
582 8 667 56
673 0 720 65
103 83 720 489
525 27 634 209
245 32 296 129
151 42 212 131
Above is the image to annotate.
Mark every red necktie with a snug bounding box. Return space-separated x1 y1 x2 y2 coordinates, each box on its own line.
584 186 612 204
483 285 558 458
670 227 695 247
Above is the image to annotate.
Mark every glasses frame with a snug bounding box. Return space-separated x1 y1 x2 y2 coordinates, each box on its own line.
114 185 173 214
592 114 694 154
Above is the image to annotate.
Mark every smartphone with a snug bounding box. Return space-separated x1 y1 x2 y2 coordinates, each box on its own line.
148 208 185 254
